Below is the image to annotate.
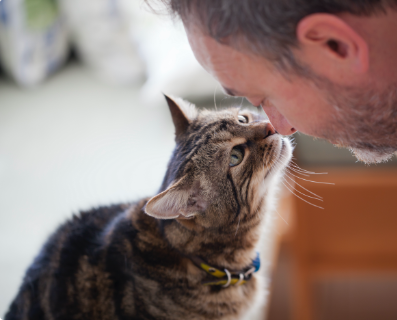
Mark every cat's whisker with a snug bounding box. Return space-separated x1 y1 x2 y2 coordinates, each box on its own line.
281 181 324 210
283 173 323 200
289 166 327 176
288 161 314 172
274 153 309 175
265 153 283 177
286 170 335 185
239 97 244 109
214 84 219 111
285 165 311 177
275 208 289 226
282 158 328 176
288 161 328 175
276 152 296 163
282 176 323 201
268 153 326 207
288 167 328 178
267 156 292 184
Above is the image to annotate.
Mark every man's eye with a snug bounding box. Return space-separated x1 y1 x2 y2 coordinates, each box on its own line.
238 115 248 124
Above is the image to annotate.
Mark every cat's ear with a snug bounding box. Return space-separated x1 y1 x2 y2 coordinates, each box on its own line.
163 94 196 136
144 179 206 220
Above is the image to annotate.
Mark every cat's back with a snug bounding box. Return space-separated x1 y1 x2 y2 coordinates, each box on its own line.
5 203 130 320
33 203 129 277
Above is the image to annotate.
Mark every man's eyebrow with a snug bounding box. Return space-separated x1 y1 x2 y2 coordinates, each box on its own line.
222 87 241 97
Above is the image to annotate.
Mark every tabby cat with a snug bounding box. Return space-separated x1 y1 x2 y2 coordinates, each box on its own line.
5 95 292 320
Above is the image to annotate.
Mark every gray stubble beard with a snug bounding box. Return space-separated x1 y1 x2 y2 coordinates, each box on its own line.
312 76 397 164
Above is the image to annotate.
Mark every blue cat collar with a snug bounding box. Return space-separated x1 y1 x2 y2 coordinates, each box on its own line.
192 252 261 288
251 251 261 272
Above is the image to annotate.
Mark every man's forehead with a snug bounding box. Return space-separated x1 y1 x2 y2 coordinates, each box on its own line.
186 24 241 66
185 22 274 99
187 30 248 87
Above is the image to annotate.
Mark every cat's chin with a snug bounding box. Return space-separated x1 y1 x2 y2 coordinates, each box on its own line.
264 136 292 179
274 137 293 168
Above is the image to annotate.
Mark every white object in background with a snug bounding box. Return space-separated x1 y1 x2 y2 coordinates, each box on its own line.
58 0 145 85
0 0 69 86
126 2 218 105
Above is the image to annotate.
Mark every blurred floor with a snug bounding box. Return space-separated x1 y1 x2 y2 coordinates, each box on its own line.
0 63 176 316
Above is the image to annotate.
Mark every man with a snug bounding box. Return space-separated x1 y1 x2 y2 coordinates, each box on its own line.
146 0 397 164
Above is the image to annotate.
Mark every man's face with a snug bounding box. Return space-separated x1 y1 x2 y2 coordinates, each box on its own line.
185 26 336 137
185 25 397 163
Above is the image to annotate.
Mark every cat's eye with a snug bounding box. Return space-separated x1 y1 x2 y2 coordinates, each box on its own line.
238 115 248 124
230 146 245 167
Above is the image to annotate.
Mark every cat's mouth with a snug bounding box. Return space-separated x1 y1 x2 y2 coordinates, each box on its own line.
277 138 291 163
280 139 285 153
269 137 292 171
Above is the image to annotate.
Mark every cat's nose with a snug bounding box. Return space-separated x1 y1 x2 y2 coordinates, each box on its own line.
264 122 277 139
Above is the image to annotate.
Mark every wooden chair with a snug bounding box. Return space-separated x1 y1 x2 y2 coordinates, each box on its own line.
288 169 397 320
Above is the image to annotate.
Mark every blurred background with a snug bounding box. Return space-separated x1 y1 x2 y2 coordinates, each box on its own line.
1 1 397 319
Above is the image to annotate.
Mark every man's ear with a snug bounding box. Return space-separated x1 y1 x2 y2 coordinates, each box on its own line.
164 94 194 137
144 179 207 220
296 13 369 76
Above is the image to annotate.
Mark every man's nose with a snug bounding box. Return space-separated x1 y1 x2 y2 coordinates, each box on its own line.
261 104 296 136
271 118 297 136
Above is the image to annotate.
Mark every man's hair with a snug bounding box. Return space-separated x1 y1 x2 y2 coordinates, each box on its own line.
146 0 396 70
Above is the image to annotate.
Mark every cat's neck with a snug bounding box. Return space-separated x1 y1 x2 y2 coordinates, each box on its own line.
129 197 266 272
159 214 264 271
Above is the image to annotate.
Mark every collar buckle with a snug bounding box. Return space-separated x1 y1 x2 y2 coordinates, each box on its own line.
193 252 261 288
222 269 232 288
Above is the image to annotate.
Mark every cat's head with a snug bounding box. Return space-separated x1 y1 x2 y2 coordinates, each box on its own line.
145 95 292 231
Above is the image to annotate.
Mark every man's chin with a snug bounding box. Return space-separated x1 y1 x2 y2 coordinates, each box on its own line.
350 148 395 164
332 141 395 164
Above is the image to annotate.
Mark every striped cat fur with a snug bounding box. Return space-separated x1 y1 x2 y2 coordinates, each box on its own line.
5 95 292 320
